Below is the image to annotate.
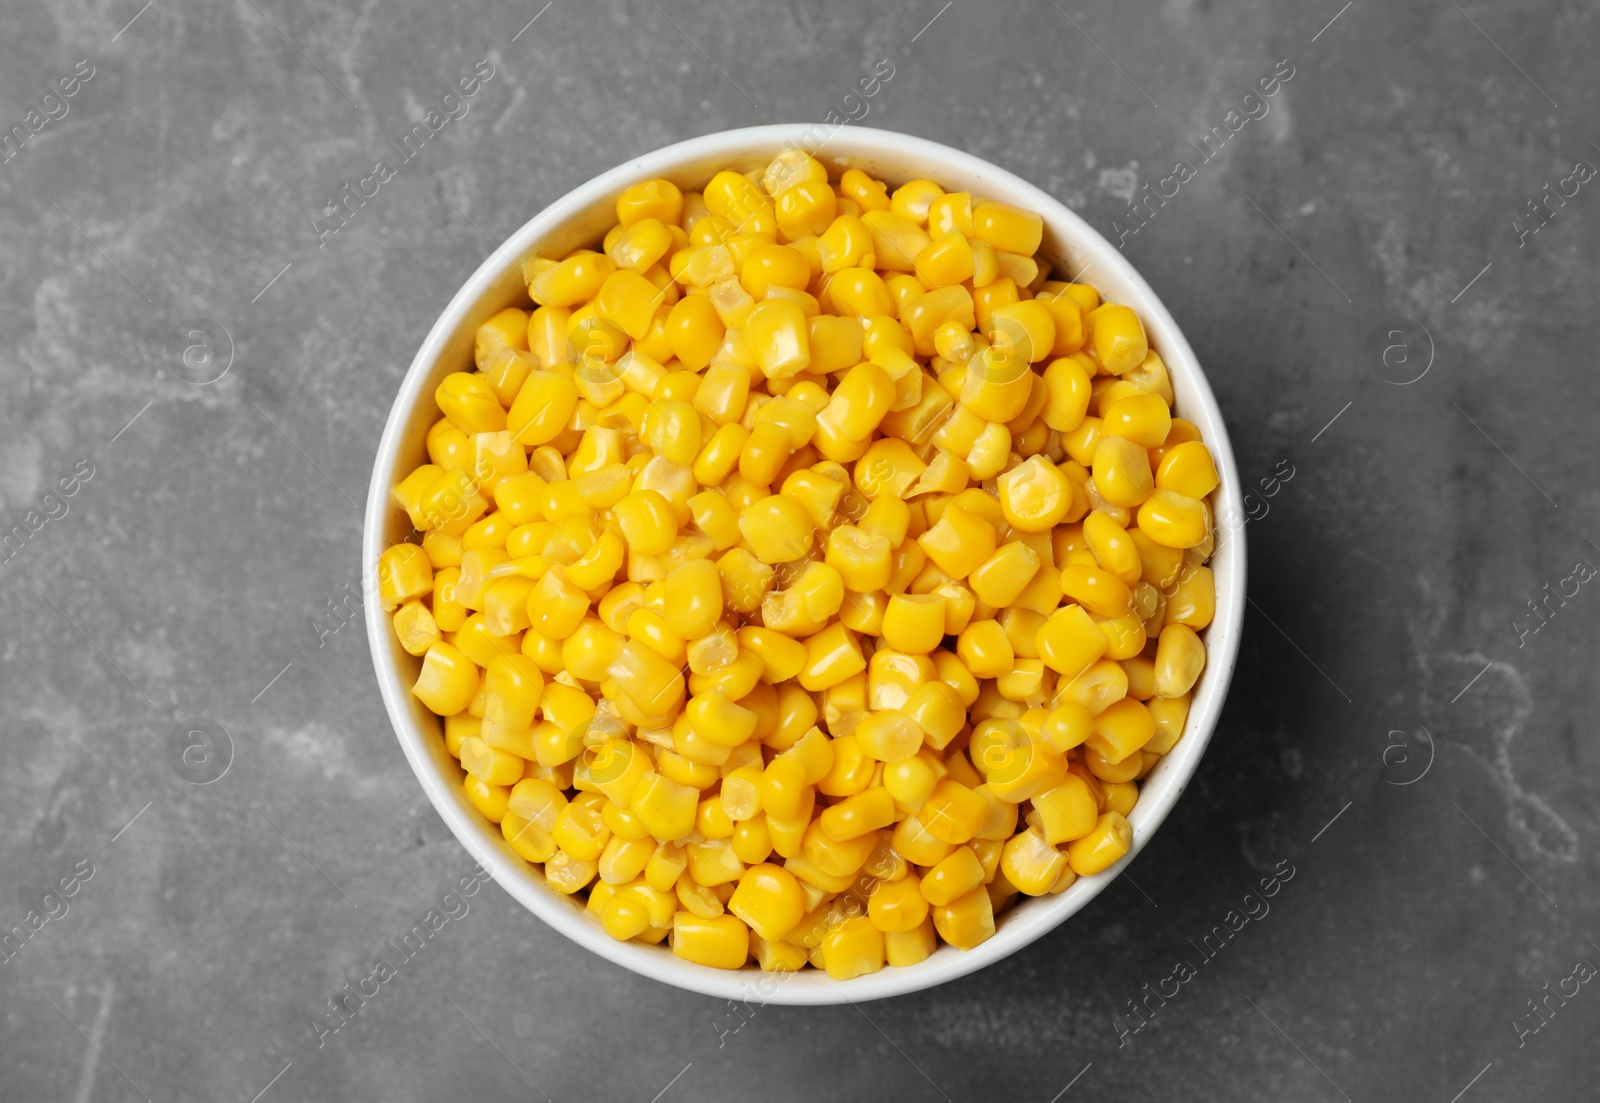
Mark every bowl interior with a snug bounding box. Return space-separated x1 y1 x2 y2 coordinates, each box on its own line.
364 125 1245 1005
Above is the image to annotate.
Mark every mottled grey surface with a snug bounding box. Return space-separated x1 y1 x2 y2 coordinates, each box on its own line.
1 0 1596 1099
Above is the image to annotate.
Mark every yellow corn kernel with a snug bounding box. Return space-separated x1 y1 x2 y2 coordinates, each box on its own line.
916 504 996 581
481 653 544 731
714 763 762 821
955 619 1013 680
428 419 474 476
1092 436 1155 508
811 734 870 798
918 779 989 845
687 363 747 429
662 558 722 640
558 617 621 681
1137 488 1208 549
608 640 685 719
640 398 701 468
1144 695 1190 758
394 464 448 531
914 229 975 288
1041 355 1091 434
821 525 889 593
739 242 810 298
1081 511 1141 587
880 593 945 654
1155 438 1219 499
475 308 530 378
775 179 838 240
507 371 579 448
459 735 524 786
732 813 775 865
842 703 913 759
531 251 614 308
459 772 510 824
921 845 986 907
968 542 1042 609
435 372 507 436
756 757 809 826
612 489 677 557
675 869 726 917
736 421 790 487
1087 303 1148 375
590 269 657 341
607 217 673 274
992 454 1068 531
1085 741 1142 783
683 689 756 750
1066 811 1132 875
743 298 810 379
749 929 807 972
686 425 744 489
797 623 866 692
1035 603 1108 678
1165 566 1214 632
629 771 698 841
834 167 887 212
412 642 480 716
645 840 690 892
853 445 925 511
972 201 1043 255
526 566 589 641
709 549 767 616
881 179 940 227
418 469 490 537
1154 623 1207 698
816 213 875 273
727 862 805 942
1036 290 1086 357
890 685 957 754
1060 563 1135 619
539 848 593 894
821 915 885 980
661 294 722 372
1102 392 1172 449
825 266 892 318
671 911 750 970
814 787 892 843
738 494 815 565
378 543 433 611
1086 696 1156 764
980 729 1069 805
617 178 683 226
598 889 651 941
723 629 799 689
586 738 653 808
1001 828 1068 896
865 875 928 934
986 299 1056 364
930 885 996 950
832 363 900 441
1030 775 1096 846
868 918 931 970
392 600 440 656
865 649 932 712
705 169 776 233
552 799 611 862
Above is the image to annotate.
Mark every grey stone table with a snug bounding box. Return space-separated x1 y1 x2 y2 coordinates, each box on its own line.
2 1 1594 1099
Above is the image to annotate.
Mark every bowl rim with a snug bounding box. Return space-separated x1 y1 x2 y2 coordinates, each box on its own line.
364 123 1246 1005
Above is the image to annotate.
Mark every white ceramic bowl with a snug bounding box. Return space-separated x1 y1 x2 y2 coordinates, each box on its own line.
364 125 1245 1005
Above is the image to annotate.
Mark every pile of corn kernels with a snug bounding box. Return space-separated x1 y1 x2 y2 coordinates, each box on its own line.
379 149 1219 978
